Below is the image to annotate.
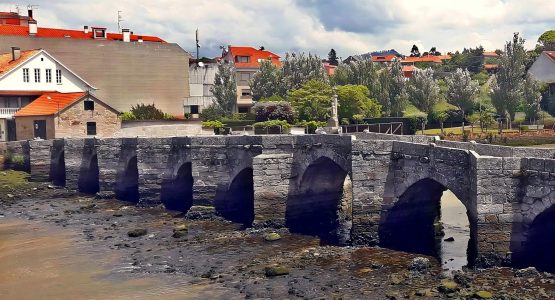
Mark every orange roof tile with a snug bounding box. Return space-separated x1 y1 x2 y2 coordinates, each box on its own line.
545 51 555 61
402 55 451 64
371 54 397 62
0 24 165 43
483 52 499 57
0 49 40 76
228 46 281 68
15 92 85 117
484 64 498 69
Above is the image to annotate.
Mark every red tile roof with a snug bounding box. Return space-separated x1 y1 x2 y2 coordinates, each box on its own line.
371 54 397 62
484 64 498 70
227 46 281 68
0 24 165 43
483 52 499 57
401 55 451 64
14 92 85 117
0 49 40 76
545 51 555 61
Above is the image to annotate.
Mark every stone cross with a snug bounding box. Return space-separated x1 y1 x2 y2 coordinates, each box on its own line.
327 87 339 128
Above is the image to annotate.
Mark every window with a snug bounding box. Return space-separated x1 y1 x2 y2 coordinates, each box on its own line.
56 69 62 84
34 68 40 83
86 122 96 135
45 69 52 83
241 89 251 97
84 100 94 111
190 105 199 114
238 106 250 113
240 73 250 81
23 68 29 82
236 56 250 63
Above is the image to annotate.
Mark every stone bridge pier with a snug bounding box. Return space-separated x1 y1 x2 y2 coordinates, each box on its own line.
7 132 555 270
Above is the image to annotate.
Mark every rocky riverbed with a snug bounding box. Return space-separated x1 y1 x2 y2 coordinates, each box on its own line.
1 171 554 299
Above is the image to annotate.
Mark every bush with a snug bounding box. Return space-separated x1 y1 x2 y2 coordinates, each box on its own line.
252 101 294 123
253 120 291 130
220 119 256 127
130 104 165 120
201 120 224 128
163 113 176 120
258 95 285 103
121 111 136 121
230 112 256 120
406 113 428 134
11 155 25 167
296 120 326 134
200 104 224 121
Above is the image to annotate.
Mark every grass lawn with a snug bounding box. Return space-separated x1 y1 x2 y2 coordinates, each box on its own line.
0 170 33 195
422 127 518 135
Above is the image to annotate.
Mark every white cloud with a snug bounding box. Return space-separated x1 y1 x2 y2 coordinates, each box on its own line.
1 1 553 58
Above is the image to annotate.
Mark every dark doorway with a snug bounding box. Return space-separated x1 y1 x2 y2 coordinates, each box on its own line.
161 162 194 212
33 120 47 139
7 119 16 141
116 156 139 203
286 157 352 245
78 154 99 194
215 168 254 226
50 151 65 186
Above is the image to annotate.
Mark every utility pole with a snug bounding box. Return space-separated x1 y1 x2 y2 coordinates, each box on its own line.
195 28 200 61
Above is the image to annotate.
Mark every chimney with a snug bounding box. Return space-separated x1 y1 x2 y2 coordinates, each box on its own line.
84 25 89 34
28 19 37 35
138 36 143 43
122 28 130 42
28 9 33 19
11 47 21 61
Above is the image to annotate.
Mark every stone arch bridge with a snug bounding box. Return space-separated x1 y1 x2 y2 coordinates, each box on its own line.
4 132 555 269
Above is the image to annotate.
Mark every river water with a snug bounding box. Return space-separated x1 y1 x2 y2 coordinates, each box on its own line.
439 190 471 272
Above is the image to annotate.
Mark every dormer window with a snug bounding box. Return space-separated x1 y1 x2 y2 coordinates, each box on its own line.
92 27 107 39
236 56 250 63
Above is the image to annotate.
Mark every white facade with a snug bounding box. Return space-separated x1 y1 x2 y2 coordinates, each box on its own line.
0 51 92 92
185 62 217 116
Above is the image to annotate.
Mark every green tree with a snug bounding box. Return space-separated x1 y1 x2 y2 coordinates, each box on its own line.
211 62 237 116
287 80 333 121
538 30 555 51
445 68 479 131
281 52 328 91
523 74 542 123
336 85 381 120
331 59 380 94
328 48 339 66
376 61 407 117
410 44 421 57
407 68 440 114
490 33 527 126
250 60 285 101
435 111 448 135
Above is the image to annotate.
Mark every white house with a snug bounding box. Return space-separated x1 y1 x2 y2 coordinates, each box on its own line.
0 47 95 141
528 51 555 95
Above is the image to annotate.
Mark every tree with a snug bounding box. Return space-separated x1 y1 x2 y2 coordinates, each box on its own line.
328 48 339 66
410 44 421 57
336 85 381 121
250 60 285 101
331 59 380 94
376 61 407 117
538 30 555 51
281 52 328 91
435 111 448 135
211 62 237 116
429 47 441 56
442 46 484 73
252 101 294 123
407 68 440 114
287 80 333 121
523 74 542 123
490 33 527 126
445 68 479 131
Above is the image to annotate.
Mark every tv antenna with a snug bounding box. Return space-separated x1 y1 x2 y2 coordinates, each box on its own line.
14 4 21 15
117 10 123 33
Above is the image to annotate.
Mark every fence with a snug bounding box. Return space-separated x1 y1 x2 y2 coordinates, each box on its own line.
340 122 404 135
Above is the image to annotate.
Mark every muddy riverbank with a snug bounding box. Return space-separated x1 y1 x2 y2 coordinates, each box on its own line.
0 176 554 299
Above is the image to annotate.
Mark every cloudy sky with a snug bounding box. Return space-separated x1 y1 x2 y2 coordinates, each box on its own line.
1 1 554 58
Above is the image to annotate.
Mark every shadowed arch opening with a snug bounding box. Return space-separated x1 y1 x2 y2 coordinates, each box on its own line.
286 157 352 245
215 168 254 226
379 178 477 269
50 151 65 187
514 204 555 272
78 154 99 194
116 156 139 203
161 162 193 212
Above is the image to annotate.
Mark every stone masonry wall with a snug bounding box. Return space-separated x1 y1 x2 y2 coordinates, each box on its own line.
55 98 121 139
29 139 53 181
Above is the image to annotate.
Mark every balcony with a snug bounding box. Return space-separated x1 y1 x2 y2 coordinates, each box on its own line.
0 108 20 118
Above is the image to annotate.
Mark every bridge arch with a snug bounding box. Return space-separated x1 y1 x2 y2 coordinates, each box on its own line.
116 156 139 203
50 151 66 187
380 177 477 266
214 167 254 226
287 156 352 245
161 161 194 212
78 154 99 194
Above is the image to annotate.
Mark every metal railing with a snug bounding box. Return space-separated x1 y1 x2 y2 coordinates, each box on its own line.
0 108 20 117
341 122 404 135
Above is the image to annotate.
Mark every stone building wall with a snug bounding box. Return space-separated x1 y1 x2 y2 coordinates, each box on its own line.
55 98 121 138
28 139 53 181
15 116 56 140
